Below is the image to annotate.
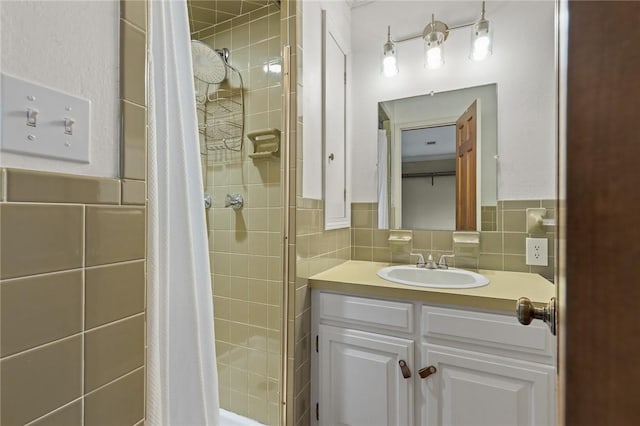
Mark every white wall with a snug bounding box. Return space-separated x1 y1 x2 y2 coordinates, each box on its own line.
301 0 351 199
0 0 120 177
351 1 556 202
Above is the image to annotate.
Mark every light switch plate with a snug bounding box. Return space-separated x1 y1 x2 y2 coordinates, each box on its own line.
1 73 90 163
526 237 548 266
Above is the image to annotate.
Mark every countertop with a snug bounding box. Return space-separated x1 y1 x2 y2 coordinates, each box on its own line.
308 261 555 312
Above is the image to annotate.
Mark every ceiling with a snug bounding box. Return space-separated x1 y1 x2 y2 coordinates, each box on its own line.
188 0 273 33
348 0 377 8
401 125 456 162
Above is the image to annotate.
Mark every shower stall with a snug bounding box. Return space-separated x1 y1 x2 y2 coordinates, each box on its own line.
188 1 285 424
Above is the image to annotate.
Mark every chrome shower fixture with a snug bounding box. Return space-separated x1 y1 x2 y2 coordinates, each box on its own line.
224 193 244 210
215 47 230 63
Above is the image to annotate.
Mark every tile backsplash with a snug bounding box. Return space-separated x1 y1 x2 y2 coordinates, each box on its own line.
351 200 556 281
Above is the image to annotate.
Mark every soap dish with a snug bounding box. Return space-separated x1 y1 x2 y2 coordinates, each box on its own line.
247 128 280 159
388 230 413 252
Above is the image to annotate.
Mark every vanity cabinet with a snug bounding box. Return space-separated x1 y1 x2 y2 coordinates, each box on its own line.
318 325 414 426
312 291 556 426
421 345 554 426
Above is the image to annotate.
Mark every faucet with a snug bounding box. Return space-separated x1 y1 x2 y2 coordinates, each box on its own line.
438 254 455 269
411 253 438 269
425 254 437 269
410 253 426 268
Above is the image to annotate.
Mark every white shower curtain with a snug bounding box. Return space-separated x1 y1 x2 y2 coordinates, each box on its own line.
377 129 389 229
147 1 220 425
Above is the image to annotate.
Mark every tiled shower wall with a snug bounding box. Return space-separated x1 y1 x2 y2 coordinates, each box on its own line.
0 2 148 424
351 200 556 281
193 4 283 424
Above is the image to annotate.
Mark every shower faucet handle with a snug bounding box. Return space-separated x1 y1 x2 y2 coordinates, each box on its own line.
204 194 212 209
225 193 244 210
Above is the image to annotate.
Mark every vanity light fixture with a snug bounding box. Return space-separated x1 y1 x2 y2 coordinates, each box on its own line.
381 26 399 77
470 1 493 61
382 1 492 76
423 14 449 69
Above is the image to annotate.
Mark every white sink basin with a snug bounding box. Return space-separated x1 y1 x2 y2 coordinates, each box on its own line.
377 265 489 289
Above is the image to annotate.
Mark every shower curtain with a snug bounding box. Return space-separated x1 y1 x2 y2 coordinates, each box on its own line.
377 129 389 228
147 1 220 425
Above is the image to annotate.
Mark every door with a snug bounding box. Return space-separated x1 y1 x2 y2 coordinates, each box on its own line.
455 101 477 230
422 345 555 426
318 325 414 426
563 1 640 424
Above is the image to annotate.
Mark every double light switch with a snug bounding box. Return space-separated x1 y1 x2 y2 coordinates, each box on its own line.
1 73 91 163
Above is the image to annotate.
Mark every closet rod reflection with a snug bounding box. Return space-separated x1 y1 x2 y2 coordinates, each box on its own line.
402 171 456 178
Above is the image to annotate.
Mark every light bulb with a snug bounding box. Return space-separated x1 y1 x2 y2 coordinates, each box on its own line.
472 35 490 61
470 9 492 62
425 46 444 69
381 26 398 78
383 55 398 77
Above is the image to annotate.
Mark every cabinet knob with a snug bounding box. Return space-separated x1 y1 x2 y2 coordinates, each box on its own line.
398 360 411 379
418 365 437 379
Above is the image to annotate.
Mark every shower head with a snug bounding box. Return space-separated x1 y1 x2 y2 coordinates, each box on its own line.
191 40 227 84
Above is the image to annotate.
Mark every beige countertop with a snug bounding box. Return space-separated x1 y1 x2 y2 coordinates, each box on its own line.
308 261 555 312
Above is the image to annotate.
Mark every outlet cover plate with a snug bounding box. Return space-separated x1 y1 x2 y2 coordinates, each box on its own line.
526 237 548 266
1 73 90 163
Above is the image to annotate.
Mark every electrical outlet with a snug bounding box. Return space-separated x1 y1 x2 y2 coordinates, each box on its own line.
526 237 548 266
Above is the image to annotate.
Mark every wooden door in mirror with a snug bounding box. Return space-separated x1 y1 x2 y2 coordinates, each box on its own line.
456 100 477 230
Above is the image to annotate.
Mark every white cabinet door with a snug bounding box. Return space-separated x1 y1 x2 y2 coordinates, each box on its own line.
319 325 414 426
323 11 350 230
422 345 555 426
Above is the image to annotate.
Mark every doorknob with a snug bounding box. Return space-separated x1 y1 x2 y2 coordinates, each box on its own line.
516 297 557 336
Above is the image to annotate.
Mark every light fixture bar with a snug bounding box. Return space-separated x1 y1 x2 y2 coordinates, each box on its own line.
389 2 485 44
390 22 473 44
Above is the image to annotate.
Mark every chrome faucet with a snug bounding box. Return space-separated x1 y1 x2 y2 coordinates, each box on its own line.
438 254 455 269
410 253 426 268
411 253 438 269
425 254 437 269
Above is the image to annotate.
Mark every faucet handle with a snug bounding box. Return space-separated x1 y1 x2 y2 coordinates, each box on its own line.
438 254 454 269
409 253 426 267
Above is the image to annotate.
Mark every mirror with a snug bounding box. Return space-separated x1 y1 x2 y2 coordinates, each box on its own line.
379 84 497 231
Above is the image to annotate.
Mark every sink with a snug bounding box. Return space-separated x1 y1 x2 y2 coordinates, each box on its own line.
377 265 489 289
